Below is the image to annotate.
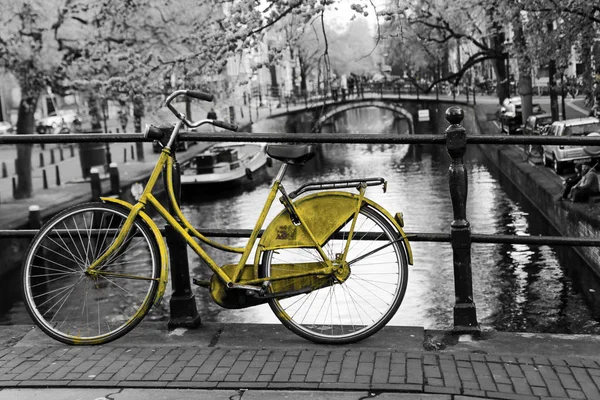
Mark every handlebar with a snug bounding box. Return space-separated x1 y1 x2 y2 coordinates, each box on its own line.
162 89 238 131
185 90 214 102
144 90 239 145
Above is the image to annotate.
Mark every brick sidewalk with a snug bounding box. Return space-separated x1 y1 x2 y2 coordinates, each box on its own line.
1 341 600 399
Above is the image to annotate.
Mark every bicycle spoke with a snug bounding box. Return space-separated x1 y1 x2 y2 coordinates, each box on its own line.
263 205 408 343
23 203 159 345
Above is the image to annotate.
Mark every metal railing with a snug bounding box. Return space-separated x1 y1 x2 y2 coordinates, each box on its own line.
2 106 600 334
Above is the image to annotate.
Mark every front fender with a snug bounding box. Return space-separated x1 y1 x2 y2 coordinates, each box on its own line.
258 191 413 265
101 197 169 306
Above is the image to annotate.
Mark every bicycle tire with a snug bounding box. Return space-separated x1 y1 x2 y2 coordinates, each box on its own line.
260 204 408 344
22 202 161 345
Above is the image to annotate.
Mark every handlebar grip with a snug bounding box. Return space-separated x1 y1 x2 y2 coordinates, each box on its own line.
186 90 214 102
212 120 238 132
145 125 164 140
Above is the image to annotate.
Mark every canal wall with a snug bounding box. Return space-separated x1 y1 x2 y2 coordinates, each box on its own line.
431 102 600 314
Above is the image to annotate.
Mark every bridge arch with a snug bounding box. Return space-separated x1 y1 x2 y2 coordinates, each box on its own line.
312 100 415 134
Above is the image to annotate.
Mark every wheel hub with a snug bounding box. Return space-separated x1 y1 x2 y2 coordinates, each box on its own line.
333 254 351 283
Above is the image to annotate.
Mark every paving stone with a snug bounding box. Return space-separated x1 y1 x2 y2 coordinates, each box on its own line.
424 365 442 379
426 377 444 386
460 388 487 398
324 360 342 375
476 374 497 392
571 367 600 399
424 385 460 394
458 367 477 381
240 366 262 382
356 361 373 376
523 369 546 387
175 366 198 381
228 360 250 375
483 391 538 400
531 386 549 397
141 366 167 381
208 367 230 381
565 389 586 399
510 376 533 395
338 368 357 383
557 371 582 390
272 367 293 382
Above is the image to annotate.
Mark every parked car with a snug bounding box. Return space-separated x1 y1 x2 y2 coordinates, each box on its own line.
498 97 545 135
541 117 600 174
0 121 14 135
523 113 553 136
36 110 81 134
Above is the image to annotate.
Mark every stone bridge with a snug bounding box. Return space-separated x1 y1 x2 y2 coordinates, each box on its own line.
280 95 446 134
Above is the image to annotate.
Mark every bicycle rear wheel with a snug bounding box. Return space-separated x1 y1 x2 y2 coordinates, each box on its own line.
260 204 408 344
22 202 161 345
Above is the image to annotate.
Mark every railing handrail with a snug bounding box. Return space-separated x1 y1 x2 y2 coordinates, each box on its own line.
2 229 600 247
3 132 600 146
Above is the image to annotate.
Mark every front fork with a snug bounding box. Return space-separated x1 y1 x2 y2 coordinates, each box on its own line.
86 203 144 272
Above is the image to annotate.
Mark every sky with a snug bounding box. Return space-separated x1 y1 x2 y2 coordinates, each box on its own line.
323 0 386 34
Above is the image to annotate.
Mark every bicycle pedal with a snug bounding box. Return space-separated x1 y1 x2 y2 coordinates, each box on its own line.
193 278 211 288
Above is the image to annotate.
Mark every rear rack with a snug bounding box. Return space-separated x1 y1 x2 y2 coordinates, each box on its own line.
288 178 387 199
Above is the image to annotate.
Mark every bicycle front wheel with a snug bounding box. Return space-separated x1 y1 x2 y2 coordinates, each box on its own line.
22 202 161 345
260 204 409 344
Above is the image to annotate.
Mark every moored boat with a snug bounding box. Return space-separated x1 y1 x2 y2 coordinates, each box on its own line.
180 142 271 194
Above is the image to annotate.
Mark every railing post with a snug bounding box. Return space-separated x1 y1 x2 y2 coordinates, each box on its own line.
444 106 480 334
165 161 201 329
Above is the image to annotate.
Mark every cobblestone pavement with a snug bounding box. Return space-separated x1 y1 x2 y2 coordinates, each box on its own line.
0 324 600 399
1 341 600 399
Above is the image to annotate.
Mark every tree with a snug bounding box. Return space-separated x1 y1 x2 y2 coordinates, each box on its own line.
0 1 66 198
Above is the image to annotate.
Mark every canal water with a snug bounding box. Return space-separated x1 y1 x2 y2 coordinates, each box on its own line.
1 106 599 334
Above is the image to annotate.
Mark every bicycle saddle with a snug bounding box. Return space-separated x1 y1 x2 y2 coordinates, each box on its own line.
266 144 315 165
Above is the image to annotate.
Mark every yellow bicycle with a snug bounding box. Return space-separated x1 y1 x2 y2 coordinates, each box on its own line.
22 89 413 345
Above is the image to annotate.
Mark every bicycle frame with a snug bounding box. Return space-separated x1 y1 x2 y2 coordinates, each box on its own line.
89 139 367 305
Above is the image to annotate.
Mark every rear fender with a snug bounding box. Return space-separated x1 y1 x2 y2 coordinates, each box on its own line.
258 191 413 265
101 197 169 306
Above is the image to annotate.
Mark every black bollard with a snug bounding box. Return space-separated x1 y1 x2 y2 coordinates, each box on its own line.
12 177 17 199
70 144 74 157
28 205 42 229
90 167 102 200
39 152 44 168
108 163 120 195
1 162 6 178
42 169 48 189
59 147 64 161
123 148 127 163
55 164 61 186
135 142 144 163
105 143 112 165
130 145 135 161
50 149 55 165
165 161 200 329
445 106 479 335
